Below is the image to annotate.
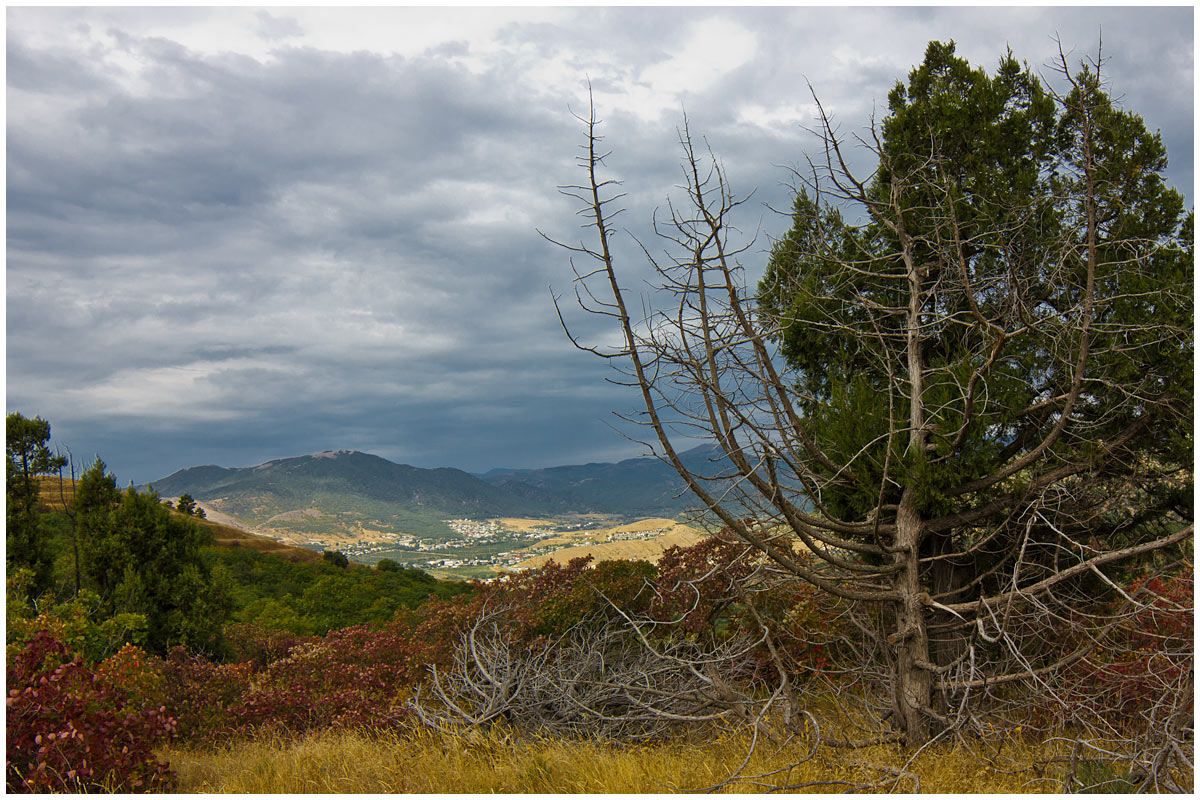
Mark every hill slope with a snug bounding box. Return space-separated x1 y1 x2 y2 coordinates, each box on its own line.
149 450 573 538
480 444 727 517
147 445 736 547
153 450 565 514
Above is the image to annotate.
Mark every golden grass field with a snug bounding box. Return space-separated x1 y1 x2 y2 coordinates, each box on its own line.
34 475 75 512
512 517 708 570
497 513 622 534
163 723 1066 793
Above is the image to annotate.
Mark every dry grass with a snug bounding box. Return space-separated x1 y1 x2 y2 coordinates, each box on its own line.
163 724 1063 793
35 475 75 512
198 518 324 563
516 518 707 570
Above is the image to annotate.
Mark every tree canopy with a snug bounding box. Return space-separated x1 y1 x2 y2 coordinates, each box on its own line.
6 412 67 594
759 40 1191 531
76 459 232 656
553 40 1193 748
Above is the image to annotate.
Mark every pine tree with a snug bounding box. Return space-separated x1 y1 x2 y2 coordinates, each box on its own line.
552 42 1192 746
6 413 66 594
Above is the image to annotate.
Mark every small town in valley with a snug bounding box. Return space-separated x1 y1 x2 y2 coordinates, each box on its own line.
330 517 694 576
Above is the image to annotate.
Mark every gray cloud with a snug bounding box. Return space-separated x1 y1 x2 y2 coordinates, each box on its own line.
255 10 304 43
7 7 1192 484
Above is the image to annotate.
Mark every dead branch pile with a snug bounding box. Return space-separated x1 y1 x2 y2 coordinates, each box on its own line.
408 607 790 742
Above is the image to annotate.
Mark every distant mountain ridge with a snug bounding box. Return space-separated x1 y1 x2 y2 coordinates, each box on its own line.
149 450 560 520
478 445 726 516
147 446 726 532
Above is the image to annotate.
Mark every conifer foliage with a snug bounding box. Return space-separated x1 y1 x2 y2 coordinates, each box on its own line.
6 413 66 594
75 459 232 656
550 40 1192 751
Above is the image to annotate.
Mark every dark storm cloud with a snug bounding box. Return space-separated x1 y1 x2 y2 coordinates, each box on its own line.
6 6 1192 484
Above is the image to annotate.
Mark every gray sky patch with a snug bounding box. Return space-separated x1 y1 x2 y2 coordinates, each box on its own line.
6 6 1193 484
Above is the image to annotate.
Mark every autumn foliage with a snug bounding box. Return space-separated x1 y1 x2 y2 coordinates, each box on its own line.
6 536 1192 792
6 633 176 792
1062 565 1194 725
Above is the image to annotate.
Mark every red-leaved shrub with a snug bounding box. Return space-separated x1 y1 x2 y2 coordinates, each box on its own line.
231 623 413 734
1064 565 1193 725
6 632 176 792
151 647 256 743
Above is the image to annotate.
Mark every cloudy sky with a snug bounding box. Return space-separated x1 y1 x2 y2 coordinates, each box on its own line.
6 5 1194 485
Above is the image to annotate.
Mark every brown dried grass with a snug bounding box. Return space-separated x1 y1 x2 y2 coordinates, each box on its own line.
163 723 1061 793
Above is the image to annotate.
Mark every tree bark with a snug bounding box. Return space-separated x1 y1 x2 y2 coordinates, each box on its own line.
891 489 932 746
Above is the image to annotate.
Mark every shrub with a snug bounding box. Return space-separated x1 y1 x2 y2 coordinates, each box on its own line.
396 556 659 682
153 647 255 744
6 588 149 664
653 536 753 634
652 535 847 682
231 623 412 734
6 632 176 792
322 550 349 569
222 621 312 668
1064 565 1193 725
398 539 848 693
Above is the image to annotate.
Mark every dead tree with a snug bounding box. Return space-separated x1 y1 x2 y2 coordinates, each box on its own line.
546 41 1192 756
408 604 804 742
54 446 81 598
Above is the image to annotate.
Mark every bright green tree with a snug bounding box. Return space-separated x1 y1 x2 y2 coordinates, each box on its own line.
6 412 67 594
76 458 232 656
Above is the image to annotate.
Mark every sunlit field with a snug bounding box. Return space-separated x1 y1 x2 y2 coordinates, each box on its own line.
164 723 1065 794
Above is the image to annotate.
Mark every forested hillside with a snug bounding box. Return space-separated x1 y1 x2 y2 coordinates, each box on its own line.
149 450 569 538
480 444 727 516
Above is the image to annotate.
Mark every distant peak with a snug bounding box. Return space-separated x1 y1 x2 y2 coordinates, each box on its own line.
311 450 358 459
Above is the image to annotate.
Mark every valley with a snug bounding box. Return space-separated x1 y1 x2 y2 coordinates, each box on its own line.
192 504 708 580
151 447 723 578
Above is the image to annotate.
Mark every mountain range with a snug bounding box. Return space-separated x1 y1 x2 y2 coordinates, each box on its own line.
147 445 728 539
478 445 726 515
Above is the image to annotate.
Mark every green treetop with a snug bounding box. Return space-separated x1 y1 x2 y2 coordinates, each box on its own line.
6 412 67 594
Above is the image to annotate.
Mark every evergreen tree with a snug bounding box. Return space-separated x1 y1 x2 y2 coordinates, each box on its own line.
176 493 198 516
754 42 1192 741
6 413 66 594
76 458 231 656
553 41 1192 745
322 550 350 569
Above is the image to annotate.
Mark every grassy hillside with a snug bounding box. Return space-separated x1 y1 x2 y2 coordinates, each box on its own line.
197 516 324 563
513 518 707 570
34 474 76 512
33 476 472 637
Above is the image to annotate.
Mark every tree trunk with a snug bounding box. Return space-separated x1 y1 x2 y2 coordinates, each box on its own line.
926 532 968 671
891 489 933 746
